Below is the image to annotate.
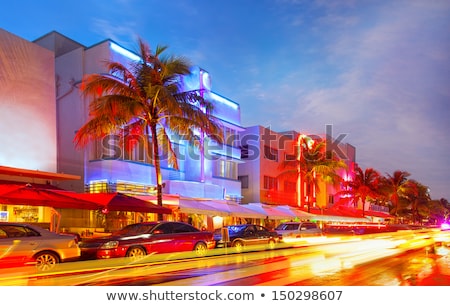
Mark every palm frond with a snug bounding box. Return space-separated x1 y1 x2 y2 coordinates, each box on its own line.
74 115 120 147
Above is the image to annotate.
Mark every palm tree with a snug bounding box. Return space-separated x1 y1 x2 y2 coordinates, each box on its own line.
74 38 223 220
279 137 347 212
401 180 430 223
425 199 449 224
382 170 414 219
344 165 381 217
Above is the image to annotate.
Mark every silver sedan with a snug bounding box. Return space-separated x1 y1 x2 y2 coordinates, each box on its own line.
0 222 80 271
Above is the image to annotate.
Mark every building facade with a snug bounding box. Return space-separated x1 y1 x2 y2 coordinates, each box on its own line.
238 125 358 212
2 28 381 232
0 28 81 226
1 29 246 231
0 28 58 174
33 31 243 203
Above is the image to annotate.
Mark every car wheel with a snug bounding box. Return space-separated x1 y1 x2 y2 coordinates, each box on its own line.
232 240 244 253
34 251 60 271
193 242 208 257
268 239 276 250
126 246 146 259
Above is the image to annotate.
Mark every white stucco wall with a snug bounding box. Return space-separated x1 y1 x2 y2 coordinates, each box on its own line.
0 28 57 172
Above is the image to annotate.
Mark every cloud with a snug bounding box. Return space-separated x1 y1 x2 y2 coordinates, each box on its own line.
238 0 450 198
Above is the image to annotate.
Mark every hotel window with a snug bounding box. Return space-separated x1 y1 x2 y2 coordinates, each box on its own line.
263 176 278 190
284 181 296 193
238 175 249 189
91 135 119 160
241 145 249 159
123 135 146 162
88 180 109 193
123 126 151 163
284 152 296 162
214 159 237 179
115 181 154 195
223 127 239 147
328 195 334 204
264 146 278 162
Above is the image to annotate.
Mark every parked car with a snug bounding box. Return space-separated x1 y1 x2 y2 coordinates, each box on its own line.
275 222 322 240
78 221 215 260
0 222 80 271
214 224 279 252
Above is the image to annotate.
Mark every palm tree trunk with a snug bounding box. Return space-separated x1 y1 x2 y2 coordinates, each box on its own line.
150 123 164 221
361 196 366 217
307 181 312 213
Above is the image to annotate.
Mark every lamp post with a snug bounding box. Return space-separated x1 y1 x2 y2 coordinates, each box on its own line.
297 135 305 208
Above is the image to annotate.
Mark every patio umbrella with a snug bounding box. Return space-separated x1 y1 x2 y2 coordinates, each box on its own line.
0 183 99 209
72 192 172 214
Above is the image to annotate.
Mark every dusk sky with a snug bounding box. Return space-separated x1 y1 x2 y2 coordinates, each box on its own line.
1 0 449 200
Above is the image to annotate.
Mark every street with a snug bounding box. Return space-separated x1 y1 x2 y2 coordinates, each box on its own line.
1 228 448 286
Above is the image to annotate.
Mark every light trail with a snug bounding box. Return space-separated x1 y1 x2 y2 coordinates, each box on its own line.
0 228 448 286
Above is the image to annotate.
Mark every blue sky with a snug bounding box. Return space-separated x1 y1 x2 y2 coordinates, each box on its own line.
1 0 449 200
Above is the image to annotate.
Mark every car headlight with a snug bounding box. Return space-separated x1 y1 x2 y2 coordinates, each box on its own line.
100 241 119 249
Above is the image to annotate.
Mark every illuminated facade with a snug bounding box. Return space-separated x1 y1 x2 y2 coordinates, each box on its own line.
33 32 243 202
0 29 57 173
0 29 80 225
238 126 357 211
1 28 366 229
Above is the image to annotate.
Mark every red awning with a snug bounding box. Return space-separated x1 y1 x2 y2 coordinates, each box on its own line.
72 192 172 214
0 184 172 214
0 183 99 210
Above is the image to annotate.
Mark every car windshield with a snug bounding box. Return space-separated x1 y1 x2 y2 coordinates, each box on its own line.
227 225 247 234
275 224 288 230
113 224 156 235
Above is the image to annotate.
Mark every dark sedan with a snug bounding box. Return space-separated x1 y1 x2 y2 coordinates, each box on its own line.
214 224 279 252
78 221 215 260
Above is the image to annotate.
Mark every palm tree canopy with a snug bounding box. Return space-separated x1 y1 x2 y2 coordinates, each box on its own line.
381 170 416 216
74 38 223 164
278 139 347 193
73 38 224 215
346 166 381 204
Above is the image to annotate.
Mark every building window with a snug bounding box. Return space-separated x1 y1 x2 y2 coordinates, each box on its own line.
328 195 334 204
123 134 147 162
284 181 296 193
91 135 119 160
241 145 249 159
115 181 156 195
264 146 278 162
87 180 109 193
284 152 296 162
223 127 239 147
238 175 249 189
214 159 237 179
263 176 278 190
